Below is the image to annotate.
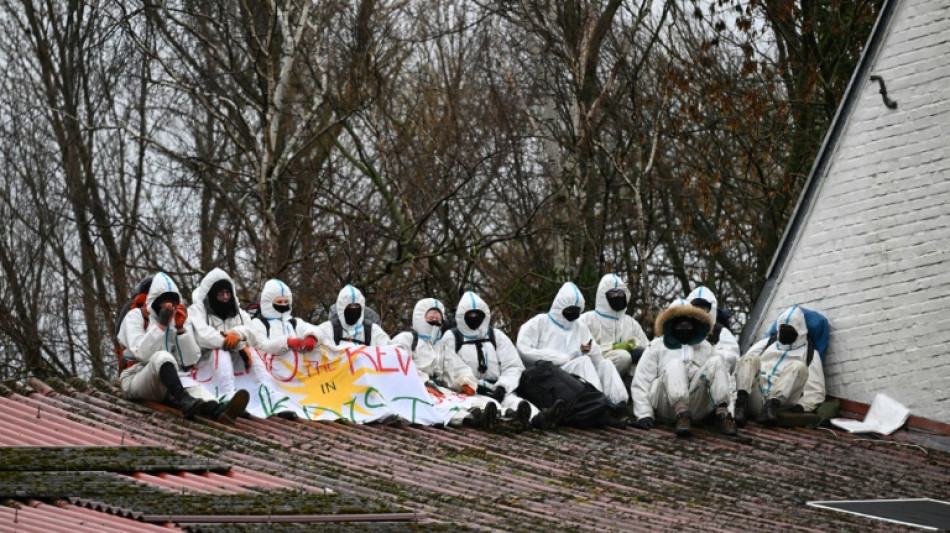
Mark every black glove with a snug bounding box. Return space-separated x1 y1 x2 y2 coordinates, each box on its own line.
492 386 507 402
636 417 654 430
476 384 493 396
158 302 175 326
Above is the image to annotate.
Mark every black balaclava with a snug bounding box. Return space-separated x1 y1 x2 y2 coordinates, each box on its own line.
561 306 581 323
464 310 485 331
606 289 627 312
778 324 799 346
151 292 180 316
671 318 697 344
426 308 443 327
343 304 362 326
208 279 238 319
273 303 291 314
690 298 712 314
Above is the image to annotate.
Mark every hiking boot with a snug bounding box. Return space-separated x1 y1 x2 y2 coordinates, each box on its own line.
482 402 499 431
674 410 692 437
715 412 738 436
215 389 250 425
734 390 749 428
174 394 205 420
463 407 484 428
763 398 781 426
513 401 531 432
607 405 631 429
532 399 566 430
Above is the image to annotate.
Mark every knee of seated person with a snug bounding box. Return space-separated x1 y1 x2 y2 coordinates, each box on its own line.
148 351 177 370
783 359 808 376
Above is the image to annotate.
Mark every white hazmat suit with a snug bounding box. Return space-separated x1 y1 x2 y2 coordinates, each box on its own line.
631 299 732 421
314 285 392 348
686 286 740 370
579 274 650 377
517 282 629 406
735 306 825 415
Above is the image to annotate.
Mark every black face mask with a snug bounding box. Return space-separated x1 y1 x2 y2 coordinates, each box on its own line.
606 289 627 312
464 310 485 330
690 298 712 313
671 319 696 344
426 319 442 327
151 293 180 315
273 304 291 314
562 306 581 322
778 324 799 345
343 305 361 326
207 280 237 319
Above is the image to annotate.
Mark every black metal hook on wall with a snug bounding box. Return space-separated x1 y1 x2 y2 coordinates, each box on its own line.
869 75 898 109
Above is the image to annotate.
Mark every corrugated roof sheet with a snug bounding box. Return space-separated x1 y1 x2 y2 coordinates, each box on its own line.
2 377 949 531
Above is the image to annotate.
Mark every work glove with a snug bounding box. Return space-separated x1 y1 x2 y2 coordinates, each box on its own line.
476 384 493 396
636 417 654 430
491 386 507 402
286 337 305 352
158 302 175 327
221 331 242 351
460 384 476 396
300 335 317 352
174 304 189 330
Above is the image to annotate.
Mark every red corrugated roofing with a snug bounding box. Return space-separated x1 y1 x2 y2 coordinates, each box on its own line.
3 378 950 531
0 499 179 533
0 394 148 446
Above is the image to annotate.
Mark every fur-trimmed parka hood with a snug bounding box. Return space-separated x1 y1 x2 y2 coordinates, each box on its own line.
654 300 713 348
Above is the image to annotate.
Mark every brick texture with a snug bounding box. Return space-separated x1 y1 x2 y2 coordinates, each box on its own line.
753 0 950 423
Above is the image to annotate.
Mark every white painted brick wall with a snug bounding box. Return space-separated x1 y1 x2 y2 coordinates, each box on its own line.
754 0 950 423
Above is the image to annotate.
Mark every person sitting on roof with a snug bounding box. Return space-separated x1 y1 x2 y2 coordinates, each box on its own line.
314 285 392 348
117 271 248 423
246 278 323 420
579 273 650 380
734 305 826 427
686 286 740 370
631 298 737 437
188 268 256 406
442 291 563 430
391 297 499 429
517 282 630 419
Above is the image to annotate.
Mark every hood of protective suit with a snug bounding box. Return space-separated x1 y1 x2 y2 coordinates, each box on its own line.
192 268 241 319
774 305 808 350
594 273 630 318
654 298 713 348
686 285 718 321
146 272 183 322
411 297 446 344
335 284 366 328
455 291 491 338
547 282 585 329
260 279 293 320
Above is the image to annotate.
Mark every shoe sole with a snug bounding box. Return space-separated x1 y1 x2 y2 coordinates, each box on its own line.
515 401 531 432
219 390 250 425
483 402 499 431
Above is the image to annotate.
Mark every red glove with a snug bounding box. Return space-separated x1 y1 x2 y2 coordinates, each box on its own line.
158 302 175 326
300 336 317 352
286 337 304 351
460 384 475 397
221 331 242 350
174 303 188 329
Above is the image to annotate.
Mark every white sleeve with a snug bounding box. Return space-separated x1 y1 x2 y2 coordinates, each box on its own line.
716 328 741 365
492 330 525 393
798 357 826 412
371 324 392 346
631 340 661 420
249 318 290 355
120 311 166 364
186 304 225 350
516 316 571 366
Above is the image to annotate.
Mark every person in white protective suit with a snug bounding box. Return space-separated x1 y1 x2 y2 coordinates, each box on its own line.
391 297 500 429
117 272 248 423
189 268 256 407
247 278 324 420
517 282 630 414
631 298 737 437
733 305 826 427
579 274 650 379
686 286 740 370
441 291 564 430
314 285 392 348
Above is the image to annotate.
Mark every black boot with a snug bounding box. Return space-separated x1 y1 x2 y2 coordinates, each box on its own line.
513 400 531 432
159 362 204 419
532 399 566 430
734 390 749 428
214 389 250 424
763 398 781 426
716 412 738 436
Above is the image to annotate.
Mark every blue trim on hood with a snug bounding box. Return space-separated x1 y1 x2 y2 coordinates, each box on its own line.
547 313 568 330
594 310 618 321
569 283 580 306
